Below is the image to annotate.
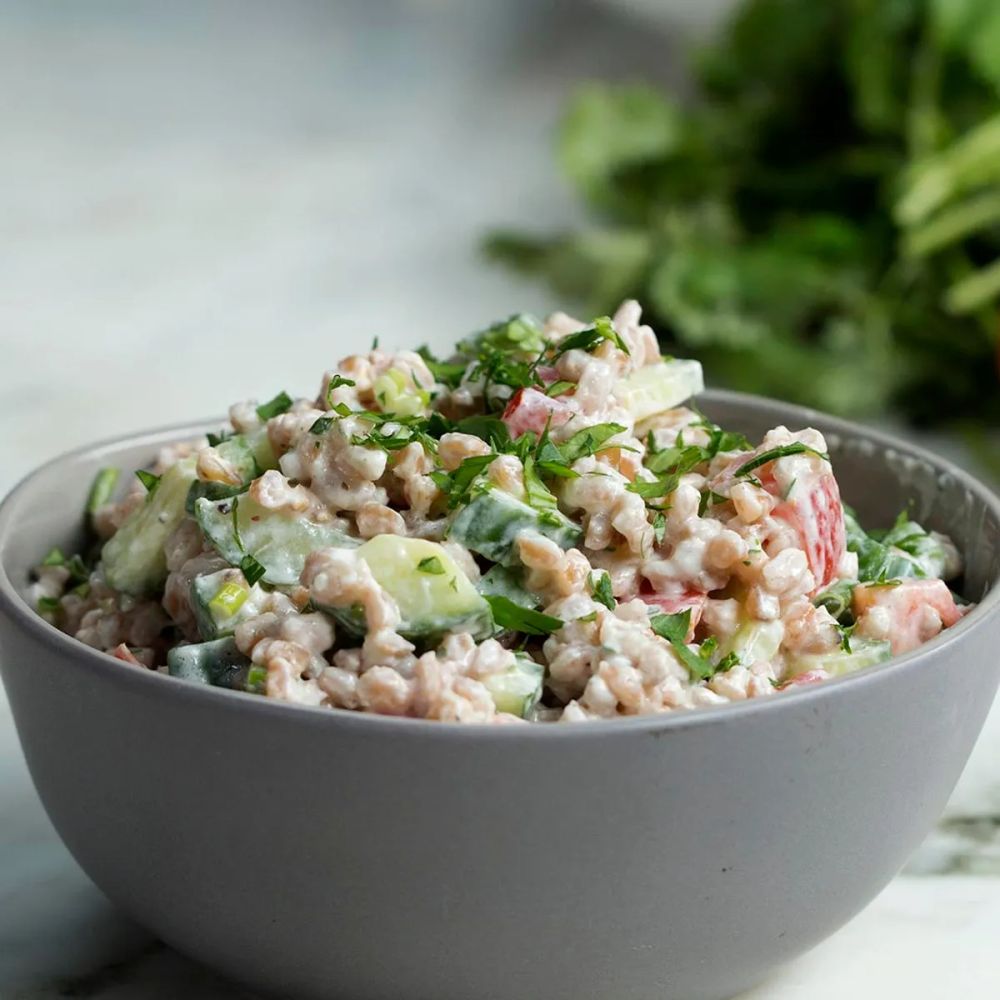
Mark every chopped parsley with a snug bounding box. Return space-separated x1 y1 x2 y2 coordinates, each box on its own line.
430 453 497 508
552 316 630 357
239 554 267 587
37 595 61 614
206 430 233 447
484 595 564 636
417 556 446 575
559 422 627 463
41 547 65 567
589 571 615 611
733 443 828 478
324 375 357 407
545 380 576 397
134 469 161 498
255 391 294 422
309 416 335 435
650 609 715 680
652 512 667 544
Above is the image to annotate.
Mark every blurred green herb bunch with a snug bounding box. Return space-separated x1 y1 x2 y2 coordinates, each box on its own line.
487 0 1000 448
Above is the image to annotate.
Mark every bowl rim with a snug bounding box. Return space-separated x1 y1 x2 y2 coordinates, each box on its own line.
2 388 999 740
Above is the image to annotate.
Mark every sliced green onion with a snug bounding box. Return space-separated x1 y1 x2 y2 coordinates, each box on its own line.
239 553 266 587
86 467 120 514
255 391 293 422
41 547 66 567
209 580 250 619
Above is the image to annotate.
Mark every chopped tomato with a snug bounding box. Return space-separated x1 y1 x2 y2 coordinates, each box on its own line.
853 578 962 655
501 387 575 439
772 474 846 593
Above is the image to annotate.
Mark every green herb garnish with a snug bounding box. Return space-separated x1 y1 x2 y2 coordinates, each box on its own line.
650 609 714 680
239 554 267 587
417 556 446 575
310 416 335 435
484 595 564 636
135 469 161 498
733 444 828 478
255 391 293 422
589 571 615 611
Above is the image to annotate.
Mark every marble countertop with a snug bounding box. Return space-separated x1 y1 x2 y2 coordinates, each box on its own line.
2 2 998 996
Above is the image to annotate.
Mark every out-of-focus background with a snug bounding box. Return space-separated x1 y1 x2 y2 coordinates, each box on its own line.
2 0 1000 996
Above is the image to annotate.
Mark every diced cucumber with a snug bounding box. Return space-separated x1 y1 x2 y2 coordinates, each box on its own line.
190 568 258 639
101 456 198 597
372 368 431 417
448 488 581 566
166 637 264 693
315 535 493 644
721 618 784 666
614 359 704 422
483 654 544 719
184 434 267 514
244 426 278 472
787 638 892 679
477 564 542 609
195 494 358 586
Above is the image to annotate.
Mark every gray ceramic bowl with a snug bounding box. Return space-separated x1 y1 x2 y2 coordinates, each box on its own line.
2 391 1000 1000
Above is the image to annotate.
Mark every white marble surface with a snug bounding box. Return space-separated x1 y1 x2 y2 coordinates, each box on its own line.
1 2 999 997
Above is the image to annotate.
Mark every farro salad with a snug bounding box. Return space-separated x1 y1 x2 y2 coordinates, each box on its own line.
32 301 968 723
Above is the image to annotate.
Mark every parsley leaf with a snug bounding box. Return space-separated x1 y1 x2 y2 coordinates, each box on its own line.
135 469 161 498
417 556 446 575
553 316 630 357
523 455 559 512
309 416 335 435
590 571 616 610
546 380 576 397
431 453 496 508
485 594 564 636
325 375 357 407
733 443 828 478
650 610 713 679
559 422 627 463
256 391 294 422
653 511 667 544
239 554 267 587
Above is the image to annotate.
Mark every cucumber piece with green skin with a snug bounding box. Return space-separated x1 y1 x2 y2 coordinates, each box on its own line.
614 359 704 423
184 435 267 515
315 535 494 644
721 618 784 666
448 488 581 566
477 564 541 609
167 637 265 693
483 655 544 718
195 494 358 586
189 568 259 640
787 638 892 679
101 456 198 597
